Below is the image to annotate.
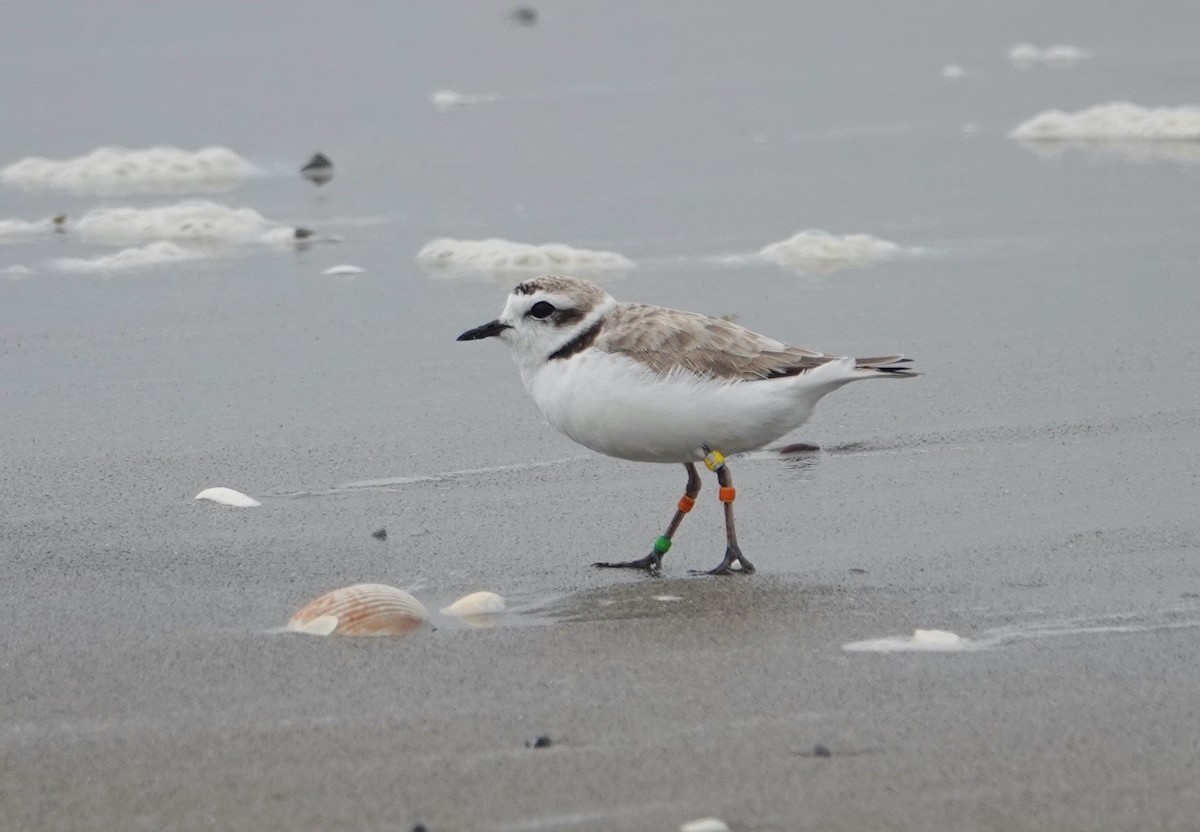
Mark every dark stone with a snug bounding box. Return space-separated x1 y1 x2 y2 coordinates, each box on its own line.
510 7 537 24
371 528 388 541
813 744 832 757
300 153 334 186
526 735 552 749
300 152 333 172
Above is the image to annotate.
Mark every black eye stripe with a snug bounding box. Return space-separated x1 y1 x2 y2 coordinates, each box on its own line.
527 300 556 319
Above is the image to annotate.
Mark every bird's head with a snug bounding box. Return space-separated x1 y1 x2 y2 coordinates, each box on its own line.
457 275 614 365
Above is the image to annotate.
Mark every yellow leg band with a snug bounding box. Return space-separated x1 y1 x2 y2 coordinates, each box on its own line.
703 449 725 471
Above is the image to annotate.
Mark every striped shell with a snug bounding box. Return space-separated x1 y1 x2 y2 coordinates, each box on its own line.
440 591 506 617
287 584 430 637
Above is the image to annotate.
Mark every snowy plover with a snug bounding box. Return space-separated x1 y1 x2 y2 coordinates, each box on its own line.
458 275 917 574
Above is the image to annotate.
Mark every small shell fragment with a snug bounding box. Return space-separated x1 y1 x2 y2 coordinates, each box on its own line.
322 264 365 275
843 628 978 653
440 591 506 617
194 487 261 507
288 583 430 637
680 819 731 832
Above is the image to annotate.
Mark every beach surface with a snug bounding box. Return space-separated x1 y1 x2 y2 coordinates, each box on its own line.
3 2 1200 830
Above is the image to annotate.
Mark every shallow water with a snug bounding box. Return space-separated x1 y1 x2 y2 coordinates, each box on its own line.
4 2 1200 831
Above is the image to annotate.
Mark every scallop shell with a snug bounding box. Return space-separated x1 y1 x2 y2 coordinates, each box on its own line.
194 486 260 507
440 591 506 617
287 584 430 636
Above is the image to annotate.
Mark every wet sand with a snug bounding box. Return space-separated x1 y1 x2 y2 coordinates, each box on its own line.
4 2 1200 830
5 417 1200 831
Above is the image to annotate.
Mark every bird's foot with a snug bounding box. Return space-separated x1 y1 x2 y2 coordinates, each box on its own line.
690 547 756 576
593 551 663 573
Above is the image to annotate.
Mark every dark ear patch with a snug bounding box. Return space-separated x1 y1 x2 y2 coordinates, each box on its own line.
551 307 586 327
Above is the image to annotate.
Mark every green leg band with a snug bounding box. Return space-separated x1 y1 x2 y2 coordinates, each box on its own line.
653 536 672 555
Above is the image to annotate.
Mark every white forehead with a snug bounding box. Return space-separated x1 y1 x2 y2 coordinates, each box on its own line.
501 274 612 317
501 287 577 317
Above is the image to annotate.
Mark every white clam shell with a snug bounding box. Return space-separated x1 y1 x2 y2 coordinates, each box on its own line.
440 591 506 617
680 819 731 832
842 628 978 653
287 584 430 637
194 487 261 507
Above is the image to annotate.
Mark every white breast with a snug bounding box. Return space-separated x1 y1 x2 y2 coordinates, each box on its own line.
519 349 857 463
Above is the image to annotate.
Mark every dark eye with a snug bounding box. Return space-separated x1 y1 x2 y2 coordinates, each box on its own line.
528 300 556 319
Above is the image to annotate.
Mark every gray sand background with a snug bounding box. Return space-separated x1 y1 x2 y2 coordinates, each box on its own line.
3 2 1200 830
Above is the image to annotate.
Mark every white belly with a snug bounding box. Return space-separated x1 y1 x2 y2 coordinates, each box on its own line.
520 350 856 463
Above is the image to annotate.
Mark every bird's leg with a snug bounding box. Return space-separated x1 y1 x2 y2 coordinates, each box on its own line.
692 449 756 576
594 463 701 573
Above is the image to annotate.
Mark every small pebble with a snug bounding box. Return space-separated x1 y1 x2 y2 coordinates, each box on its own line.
510 7 537 24
293 227 315 240
849 567 867 575
813 744 832 757
371 528 388 541
412 825 428 832
526 735 552 749
300 152 334 186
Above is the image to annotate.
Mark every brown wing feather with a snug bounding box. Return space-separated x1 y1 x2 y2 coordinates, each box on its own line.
595 303 836 381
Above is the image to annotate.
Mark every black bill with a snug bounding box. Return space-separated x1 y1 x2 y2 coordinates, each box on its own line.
456 319 511 341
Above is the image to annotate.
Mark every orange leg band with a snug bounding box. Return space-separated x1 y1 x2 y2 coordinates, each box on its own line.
677 495 696 513
718 486 736 503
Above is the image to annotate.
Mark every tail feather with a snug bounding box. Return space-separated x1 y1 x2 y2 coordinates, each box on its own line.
855 355 919 377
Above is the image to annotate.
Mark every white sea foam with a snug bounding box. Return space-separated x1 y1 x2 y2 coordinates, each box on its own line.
322 264 365 275
194 487 261 507
416 237 633 278
1008 43 1041 63
76 201 287 245
1008 43 1090 67
48 203 322 272
1011 102 1200 142
1042 45 1091 66
0 217 63 239
941 64 966 79
759 229 901 274
2 264 34 276
843 629 979 653
50 242 207 274
431 89 501 111
1 146 252 195
847 609 1200 655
